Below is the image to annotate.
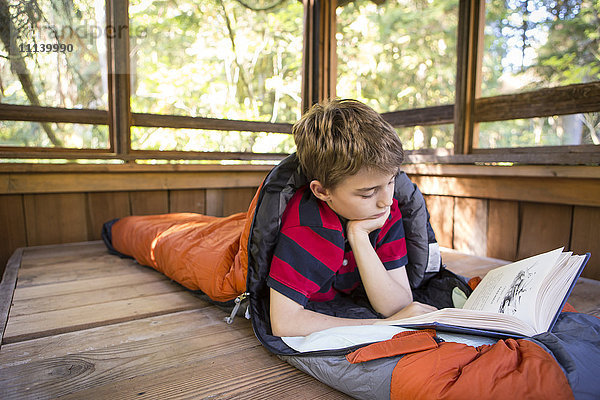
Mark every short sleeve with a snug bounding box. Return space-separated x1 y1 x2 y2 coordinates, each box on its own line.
375 202 408 271
267 225 345 306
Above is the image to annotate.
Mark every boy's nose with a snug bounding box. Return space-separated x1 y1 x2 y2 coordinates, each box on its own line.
377 193 393 208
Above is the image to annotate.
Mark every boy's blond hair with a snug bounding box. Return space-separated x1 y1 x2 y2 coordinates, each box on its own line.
293 99 404 189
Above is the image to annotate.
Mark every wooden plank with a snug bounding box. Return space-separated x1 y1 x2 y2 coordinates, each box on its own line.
0 163 274 173
474 81 600 122
205 189 224 217
56 347 350 400
12 270 165 302
2 291 208 344
0 195 27 277
132 112 293 133
403 164 600 179
2 171 269 194
0 103 109 124
517 202 572 260
453 198 488 256
16 252 148 288
382 105 454 128
86 191 131 240
442 248 509 278
222 187 257 216
10 279 186 317
169 189 206 213
19 241 108 266
404 150 600 165
206 187 256 217
129 190 168 215
571 206 600 280
0 309 228 365
424 195 454 248
486 200 519 261
411 175 600 207
0 248 23 348
0 310 257 399
23 193 88 246
568 277 600 317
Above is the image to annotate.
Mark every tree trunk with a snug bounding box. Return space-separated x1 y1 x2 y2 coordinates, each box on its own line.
0 0 63 147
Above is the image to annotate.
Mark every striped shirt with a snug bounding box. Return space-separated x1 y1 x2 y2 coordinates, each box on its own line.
267 186 408 307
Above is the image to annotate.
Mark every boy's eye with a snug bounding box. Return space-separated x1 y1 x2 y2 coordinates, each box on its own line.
360 191 375 199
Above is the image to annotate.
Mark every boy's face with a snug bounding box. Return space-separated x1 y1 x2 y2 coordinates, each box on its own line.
310 167 398 221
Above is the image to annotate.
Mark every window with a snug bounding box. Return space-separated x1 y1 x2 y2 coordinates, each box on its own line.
475 0 599 150
0 0 109 149
1 0 598 164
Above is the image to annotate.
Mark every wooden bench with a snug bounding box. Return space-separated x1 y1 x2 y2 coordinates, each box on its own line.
1 242 598 399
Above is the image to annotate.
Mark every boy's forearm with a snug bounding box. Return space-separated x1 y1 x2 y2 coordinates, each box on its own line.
270 289 378 337
348 232 413 317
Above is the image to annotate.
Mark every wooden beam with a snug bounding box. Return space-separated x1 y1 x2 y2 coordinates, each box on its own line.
107 0 131 157
454 0 485 154
381 105 454 128
0 104 109 125
0 149 288 161
474 82 600 122
401 163 600 179
301 0 337 112
0 171 269 194
410 175 600 207
131 113 292 133
404 147 600 165
0 248 23 348
0 163 274 173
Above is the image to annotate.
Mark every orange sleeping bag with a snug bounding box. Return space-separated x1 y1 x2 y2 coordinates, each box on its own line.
110 187 260 302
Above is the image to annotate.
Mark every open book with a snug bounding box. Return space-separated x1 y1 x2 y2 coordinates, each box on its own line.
380 248 590 337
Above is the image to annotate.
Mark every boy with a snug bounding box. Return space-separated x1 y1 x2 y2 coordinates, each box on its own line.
268 99 436 337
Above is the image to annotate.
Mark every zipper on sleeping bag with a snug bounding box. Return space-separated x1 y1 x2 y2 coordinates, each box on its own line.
225 292 249 324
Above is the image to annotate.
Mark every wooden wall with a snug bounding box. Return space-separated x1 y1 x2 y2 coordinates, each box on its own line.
404 164 600 280
0 164 268 278
1 163 599 281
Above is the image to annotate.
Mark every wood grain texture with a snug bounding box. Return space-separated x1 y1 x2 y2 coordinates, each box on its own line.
517 202 572 260
86 191 131 240
129 190 169 215
1 171 269 194
424 195 454 248
0 195 27 277
23 193 88 246
453 198 488 256
169 189 206 213
411 175 600 207
487 200 519 261
0 248 23 347
474 81 600 122
571 206 600 280
2 291 207 344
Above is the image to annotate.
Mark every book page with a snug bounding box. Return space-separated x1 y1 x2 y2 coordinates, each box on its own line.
462 248 564 328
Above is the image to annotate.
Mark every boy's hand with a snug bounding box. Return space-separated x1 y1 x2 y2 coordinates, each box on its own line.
346 207 391 240
381 301 437 322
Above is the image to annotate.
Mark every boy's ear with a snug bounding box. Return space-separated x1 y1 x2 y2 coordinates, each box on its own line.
309 180 331 202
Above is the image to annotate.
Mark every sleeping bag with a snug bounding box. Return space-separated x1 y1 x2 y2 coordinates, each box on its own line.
103 153 600 400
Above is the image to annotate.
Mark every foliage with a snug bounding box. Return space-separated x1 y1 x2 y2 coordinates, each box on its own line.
336 0 458 150
479 0 600 148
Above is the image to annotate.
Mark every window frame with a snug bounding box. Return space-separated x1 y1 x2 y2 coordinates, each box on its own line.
0 0 598 165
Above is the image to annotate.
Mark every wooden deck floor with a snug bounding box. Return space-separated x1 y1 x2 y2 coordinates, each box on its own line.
0 242 598 399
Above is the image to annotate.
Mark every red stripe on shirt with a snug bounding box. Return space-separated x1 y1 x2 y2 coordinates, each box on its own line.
283 226 344 272
376 238 408 263
318 200 342 231
270 255 322 297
